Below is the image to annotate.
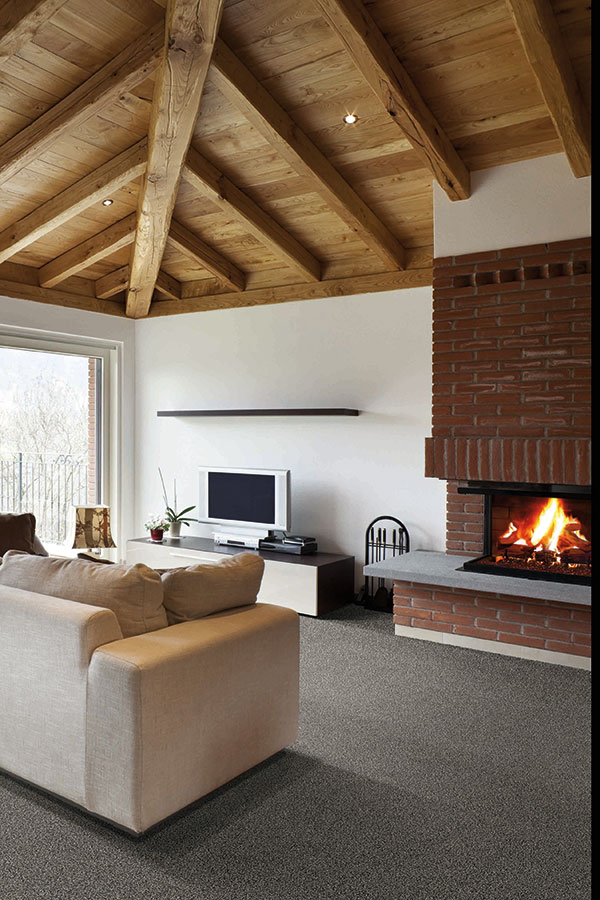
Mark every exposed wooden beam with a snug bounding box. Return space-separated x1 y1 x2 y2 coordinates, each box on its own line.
313 0 470 201
505 0 591 178
0 262 126 316
183 147 321 282
39 213 137 288
126 0 226 319
0 139 147 264
168 220 245 292
95 265 130 299
155 269 181 300
0 1 68 69
0 23 163 186
211 39 406 271
148 265 432 317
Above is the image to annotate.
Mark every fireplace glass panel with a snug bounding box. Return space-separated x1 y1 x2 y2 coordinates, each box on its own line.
462 488 591 585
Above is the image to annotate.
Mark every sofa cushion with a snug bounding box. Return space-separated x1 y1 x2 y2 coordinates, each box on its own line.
161 552 265 625
0 551 167 638
0 513 36 558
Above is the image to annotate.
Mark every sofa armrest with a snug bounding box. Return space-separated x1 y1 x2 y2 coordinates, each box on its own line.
0 584 122 806
85 602 299 833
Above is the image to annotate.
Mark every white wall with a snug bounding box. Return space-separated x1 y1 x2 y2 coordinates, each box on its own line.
0 296 136 549
434 153 591 257
134 288 446 584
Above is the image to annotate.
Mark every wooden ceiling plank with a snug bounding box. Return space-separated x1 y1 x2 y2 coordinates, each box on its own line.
126 0 226 319
0 22 163 187
168 219 245 292
155 269 182 300
95 264 130 299
0 1 69 70
211 39 406 271
0 138 147 264
505 0 591 178
39 212 137 287
183 146 321 282
313 0 470 201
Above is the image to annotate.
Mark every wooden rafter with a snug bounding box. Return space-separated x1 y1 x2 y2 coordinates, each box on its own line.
155 270 181 300
313 0 470 201
126 0 226 319
183 148 321 282
94 264 181 300
211 39 406 271
169 220 245 292
0 139 147 264
506 0 591 178
0 23 163 186
95 265 130 299
0 1 68 69
149 265 432 317
0 261 126 316
39 214 137 288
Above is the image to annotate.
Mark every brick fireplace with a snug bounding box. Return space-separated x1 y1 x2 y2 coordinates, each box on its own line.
394 237 592 665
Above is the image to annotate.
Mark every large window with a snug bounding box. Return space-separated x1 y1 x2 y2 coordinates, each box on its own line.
0 336 111 550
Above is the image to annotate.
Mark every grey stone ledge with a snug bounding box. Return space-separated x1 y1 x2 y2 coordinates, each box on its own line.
364 550 591 607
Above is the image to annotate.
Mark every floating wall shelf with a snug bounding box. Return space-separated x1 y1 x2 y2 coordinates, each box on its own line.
157 408 360 417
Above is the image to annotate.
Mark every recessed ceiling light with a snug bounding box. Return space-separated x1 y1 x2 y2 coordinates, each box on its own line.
343 113 358 124
102 198 114 206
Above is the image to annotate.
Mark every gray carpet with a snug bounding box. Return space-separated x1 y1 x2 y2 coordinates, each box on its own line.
0 606 591 900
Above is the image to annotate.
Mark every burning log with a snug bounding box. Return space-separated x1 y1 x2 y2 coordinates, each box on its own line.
533 548 556 565
504 542 532 560
561 547 591 565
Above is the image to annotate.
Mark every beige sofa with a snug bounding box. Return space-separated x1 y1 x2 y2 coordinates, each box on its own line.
0 582 299 834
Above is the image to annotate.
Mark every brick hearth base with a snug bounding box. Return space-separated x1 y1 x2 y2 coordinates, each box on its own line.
393 581 591 669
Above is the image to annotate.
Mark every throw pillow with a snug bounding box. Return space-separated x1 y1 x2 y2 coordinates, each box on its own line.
0 551 168 638
161 551 265 625
0 513 36 558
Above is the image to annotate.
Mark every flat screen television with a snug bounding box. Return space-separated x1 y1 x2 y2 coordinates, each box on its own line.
198 466 290 531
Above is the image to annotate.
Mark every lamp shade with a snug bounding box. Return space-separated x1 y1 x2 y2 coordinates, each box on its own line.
72 506 116 549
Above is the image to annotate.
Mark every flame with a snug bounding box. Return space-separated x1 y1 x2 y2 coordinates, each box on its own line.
497 497 590 561
530 498 560 546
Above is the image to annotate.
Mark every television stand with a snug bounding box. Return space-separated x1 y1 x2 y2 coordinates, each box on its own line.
126 537 355 617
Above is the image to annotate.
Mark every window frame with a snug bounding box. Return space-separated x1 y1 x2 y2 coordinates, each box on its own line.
0 329 119 549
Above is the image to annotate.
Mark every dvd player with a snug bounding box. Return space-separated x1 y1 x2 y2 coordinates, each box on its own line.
259 538 318 555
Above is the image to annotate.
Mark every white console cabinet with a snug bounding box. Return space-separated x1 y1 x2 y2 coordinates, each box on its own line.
126 537 354 617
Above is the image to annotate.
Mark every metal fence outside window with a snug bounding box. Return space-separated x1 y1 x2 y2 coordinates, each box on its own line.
0 452 89 544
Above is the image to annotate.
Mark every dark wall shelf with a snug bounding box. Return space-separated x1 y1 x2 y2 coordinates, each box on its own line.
157 408 360 417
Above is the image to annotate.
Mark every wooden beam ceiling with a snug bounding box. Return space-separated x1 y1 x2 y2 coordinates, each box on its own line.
313 0 470 201
0 24 163 186
505 0 591 178
211 39 406 272
0 139 147 264
0 0 589 319
168 220 245 292
126 0 226 319
0 1 68 70
183 147 321 283
39 213 137 287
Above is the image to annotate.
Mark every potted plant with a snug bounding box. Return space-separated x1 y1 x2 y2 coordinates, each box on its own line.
145 514 170 543
159 468 197 538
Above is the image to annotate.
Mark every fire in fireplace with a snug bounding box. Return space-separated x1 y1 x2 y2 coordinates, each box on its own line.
459 483 592 585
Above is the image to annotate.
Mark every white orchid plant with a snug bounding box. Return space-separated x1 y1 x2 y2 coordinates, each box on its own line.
158 467 197 527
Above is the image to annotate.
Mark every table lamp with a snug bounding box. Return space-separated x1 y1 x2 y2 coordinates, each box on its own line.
72 506 116 558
